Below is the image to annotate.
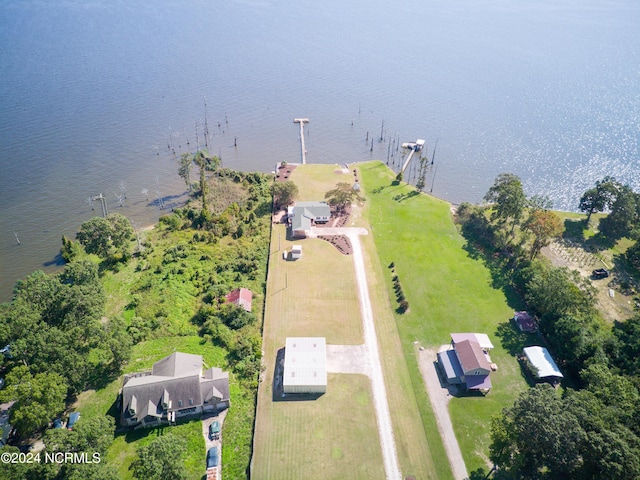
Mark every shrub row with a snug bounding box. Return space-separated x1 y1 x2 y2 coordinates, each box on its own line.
388 262 409 313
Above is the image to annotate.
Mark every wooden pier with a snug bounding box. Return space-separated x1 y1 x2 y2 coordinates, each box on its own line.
400 138 425 174
293 118 309 164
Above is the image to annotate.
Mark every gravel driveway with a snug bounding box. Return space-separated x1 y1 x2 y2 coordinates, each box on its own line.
417 346 468 480
338 228 402 480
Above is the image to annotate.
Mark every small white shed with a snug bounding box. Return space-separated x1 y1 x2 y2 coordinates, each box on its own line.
291 245 302 260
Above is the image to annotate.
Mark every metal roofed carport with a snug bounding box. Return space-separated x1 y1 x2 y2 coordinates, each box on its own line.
437 349 464 384
523 346 563 378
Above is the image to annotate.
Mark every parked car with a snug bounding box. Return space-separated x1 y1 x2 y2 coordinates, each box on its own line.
209 420 220 440
592 268 610 279
67 412 80 430
206 446 219 469
52 419 63 429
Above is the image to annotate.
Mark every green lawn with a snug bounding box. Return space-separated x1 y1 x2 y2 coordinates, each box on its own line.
357 229 447 480
359 161 529 474
253 164 443 479
253 374 384 480
289 163 354 201
267 224 364 344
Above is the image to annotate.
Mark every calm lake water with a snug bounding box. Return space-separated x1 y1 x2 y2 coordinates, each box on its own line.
1 0 639 300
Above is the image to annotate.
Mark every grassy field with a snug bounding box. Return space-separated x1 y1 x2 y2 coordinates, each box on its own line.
359 161 529 474
288 163 354 201
254 374 384 480
252 222 380 479
253 164 445 479
266 224 364 344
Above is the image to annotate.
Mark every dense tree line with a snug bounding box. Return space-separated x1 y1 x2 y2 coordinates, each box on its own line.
579 176 640 240
0 416 118 480
490 367 640 479
457 175 562 262
512 260 608 380
0 260 132 440
457 174 640 478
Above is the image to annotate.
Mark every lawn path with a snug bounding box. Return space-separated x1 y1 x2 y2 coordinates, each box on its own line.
417 347 468 480
312 227 402 480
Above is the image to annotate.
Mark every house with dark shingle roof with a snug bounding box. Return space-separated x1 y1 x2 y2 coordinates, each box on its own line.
289 201 330 238
121 352 230 428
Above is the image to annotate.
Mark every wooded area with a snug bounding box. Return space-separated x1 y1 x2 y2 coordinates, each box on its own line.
0 161 273 479
458 174 640 479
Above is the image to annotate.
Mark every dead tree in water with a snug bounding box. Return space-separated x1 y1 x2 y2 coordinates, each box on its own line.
203 96 210 149
155 176 165 211
178 152 193 191
416 156 429 191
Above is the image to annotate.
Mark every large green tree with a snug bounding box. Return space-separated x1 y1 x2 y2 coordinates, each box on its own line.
76 213 134 259
0 366 67 436
611 314 640 376
271 180 298 209
324 182 363 211
490 384 585 478
483 173 527 246
525 266 596 321
599 185 640 240
131 434 188 480
626 241 640 272
545 315 608 377
578 176 621 224
0 262 128 395
41 415 117 480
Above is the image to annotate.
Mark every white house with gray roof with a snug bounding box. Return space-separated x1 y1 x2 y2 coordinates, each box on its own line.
121 352 230 428
289 201 331 238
